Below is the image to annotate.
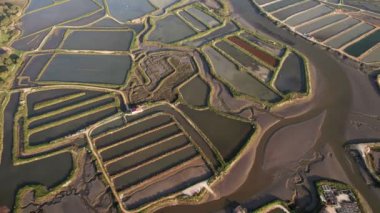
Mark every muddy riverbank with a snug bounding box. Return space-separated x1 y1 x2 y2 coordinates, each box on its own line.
159 0 380 212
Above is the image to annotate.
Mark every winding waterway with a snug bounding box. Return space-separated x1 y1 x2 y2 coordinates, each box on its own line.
160 0 380 212
0 93 73 208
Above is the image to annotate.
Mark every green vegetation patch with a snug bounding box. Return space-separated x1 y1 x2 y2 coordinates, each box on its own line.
0 2 20 45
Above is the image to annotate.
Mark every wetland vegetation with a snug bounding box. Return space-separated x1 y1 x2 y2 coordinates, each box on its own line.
4 0 378 212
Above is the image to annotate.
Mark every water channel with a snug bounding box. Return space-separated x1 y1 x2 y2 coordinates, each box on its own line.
160 0 380 212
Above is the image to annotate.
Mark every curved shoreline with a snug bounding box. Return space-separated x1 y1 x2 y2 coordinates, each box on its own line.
159 0 380 212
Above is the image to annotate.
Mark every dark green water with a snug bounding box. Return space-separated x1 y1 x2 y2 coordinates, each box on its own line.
344 30 380 57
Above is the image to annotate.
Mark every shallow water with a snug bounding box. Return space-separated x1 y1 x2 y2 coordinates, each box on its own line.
311 18 360 42
178 104 254 162
107 0 155 22
179 76 209 107
20 0 99 36
344 30 380 57
204 46 281 102
325 23 374 49
160 0 380 211
296 14 347 34
285 5 333 27
148 14 196 43
39 54 132 85
0 93 73 208
61 30 133 51
274 52 306 94
25 0 56 13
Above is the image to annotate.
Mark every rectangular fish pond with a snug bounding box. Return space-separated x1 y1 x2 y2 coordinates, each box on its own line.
344 29 380 57
295 14 347 34
203 46 282 103
61 30 134 51
38 54 132 85
106 0 155 22
311 18 360 42
325 23 375 49
147 14 197 43
285 5 333 27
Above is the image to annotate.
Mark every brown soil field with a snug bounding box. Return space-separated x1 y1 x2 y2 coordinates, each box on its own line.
228 36 279 67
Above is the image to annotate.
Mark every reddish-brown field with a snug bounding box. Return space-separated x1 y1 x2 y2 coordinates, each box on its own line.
228 36 278 67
